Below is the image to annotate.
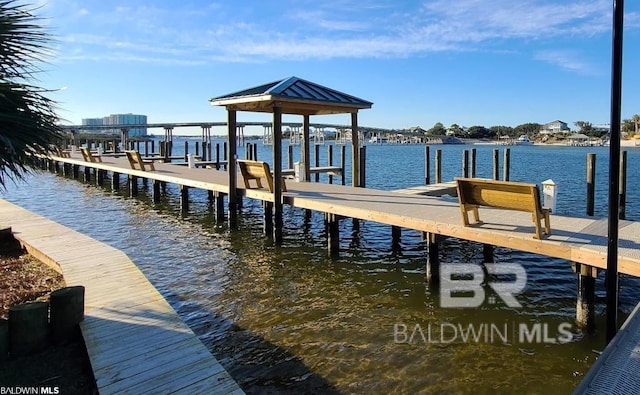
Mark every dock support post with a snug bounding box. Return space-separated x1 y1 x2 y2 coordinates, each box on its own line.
426 233 440 286
128 175 138 196
83 167 91 182
327 213 340 257
483 244 494 263
227 110 238 228
493 149 499 180
619 150 627 219
587 153 596 216
359 146 366 188
215 192 225 223
180 185 189 212
573 263 597 330
471 148 477 178
315 144 320 182
273 107 284 244
424 146 430 185
302 115 311 182
96 169 104 186
435 149 442 184
340 145 346 185
215 144 220 170
112 172 120 190
503 148 510 181
462 150 469 178
391 226 401 249
72 165 79 179
328 145 334 184
152 180 160 202
288 144 294 169
263 201 273 236
351 112 360 187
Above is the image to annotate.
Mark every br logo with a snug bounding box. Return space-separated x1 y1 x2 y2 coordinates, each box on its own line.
440 263 527 308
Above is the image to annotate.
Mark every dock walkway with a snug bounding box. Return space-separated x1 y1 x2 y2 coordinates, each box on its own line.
574 300 640 393
48 153 640 277
0 199 243 395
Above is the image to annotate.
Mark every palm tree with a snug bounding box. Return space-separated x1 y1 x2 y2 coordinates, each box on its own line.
0 0 63 188
633 114 640 135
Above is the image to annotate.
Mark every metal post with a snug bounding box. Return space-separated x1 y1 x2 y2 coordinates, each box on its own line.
606 0 624 343
619 150 627 219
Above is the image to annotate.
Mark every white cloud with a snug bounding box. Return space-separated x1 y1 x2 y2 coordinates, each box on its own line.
46 0 638 71
534 49 600 75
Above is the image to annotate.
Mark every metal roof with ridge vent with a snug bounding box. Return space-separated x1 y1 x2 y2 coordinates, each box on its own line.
209 76 373 115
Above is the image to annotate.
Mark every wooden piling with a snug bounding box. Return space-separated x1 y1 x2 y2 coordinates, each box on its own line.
83 167 91 183
129 175 138 196
328 145 334 184
9 302 49 357
340 145 346 185
327 213 340 257
435 149 442 184
471 148 477 178
153 180 160 203
180 185 189 212
288 144 294 169
263 201 273 236
619 150 627 220
426 233 440 286
272 107 283 244
424 146 431 185
483 244 494 263
215 143 220 170
391 225 401 246
573 263 597 330
50 286 84 344
215 192 225 223
503 148 510 181
493 149 499 180
359 146 366 188
72 165 79 179
96 169 104 186
462 150 469 178
315 144 320 182
252 143 257 161
587 153 596 216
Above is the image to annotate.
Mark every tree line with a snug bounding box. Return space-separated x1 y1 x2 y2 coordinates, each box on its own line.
423 116 640 139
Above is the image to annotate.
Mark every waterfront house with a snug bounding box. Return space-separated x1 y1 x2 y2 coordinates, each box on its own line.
540 120 570 135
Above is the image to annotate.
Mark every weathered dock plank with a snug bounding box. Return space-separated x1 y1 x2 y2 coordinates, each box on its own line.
0 199 244 395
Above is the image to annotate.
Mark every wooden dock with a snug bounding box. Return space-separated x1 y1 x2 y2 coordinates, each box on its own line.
0 199 244 395
46 152 640 277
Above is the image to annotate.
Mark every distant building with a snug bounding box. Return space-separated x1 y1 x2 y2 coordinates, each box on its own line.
81 113 148 137
540 120 570 135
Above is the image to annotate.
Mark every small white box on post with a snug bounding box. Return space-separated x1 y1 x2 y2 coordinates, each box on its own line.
187 154 195 168
542 179 557 213
294 161 306 182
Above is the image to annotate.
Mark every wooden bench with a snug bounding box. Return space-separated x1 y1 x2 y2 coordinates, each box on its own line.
455 177 551 239
53 146 71 158
80 147 102 163
237 160 286 193
125 150 155 171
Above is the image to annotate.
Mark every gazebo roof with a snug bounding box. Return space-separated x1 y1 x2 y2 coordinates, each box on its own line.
209 76 373 115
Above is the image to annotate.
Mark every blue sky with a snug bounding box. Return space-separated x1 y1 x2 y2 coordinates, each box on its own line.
37 0 640 134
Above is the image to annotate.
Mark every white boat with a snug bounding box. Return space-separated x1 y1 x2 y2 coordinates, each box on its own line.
515 135 533 145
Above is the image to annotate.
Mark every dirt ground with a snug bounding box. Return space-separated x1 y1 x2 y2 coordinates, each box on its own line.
0 233 96 394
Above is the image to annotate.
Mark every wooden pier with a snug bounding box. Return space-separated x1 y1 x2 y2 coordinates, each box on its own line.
0 199 243 395
45 152 640 278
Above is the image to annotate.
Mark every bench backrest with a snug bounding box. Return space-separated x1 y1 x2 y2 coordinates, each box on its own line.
80 147 101 162
456 178 543 214
237 160 275 192
125 150 153 171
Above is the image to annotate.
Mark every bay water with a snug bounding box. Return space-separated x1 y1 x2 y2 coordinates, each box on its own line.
2 141 640 393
